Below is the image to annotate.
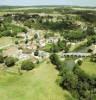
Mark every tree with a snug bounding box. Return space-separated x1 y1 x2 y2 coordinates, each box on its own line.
24 20 32 28
21 60 35 71
3 30 12 36
34 33 38 39
50 44 59 53
73 65 88 81
86 25 95 36
87 35 96 46
44 33 49 39
88 49 93 53
62 72 78 90
57 39 65 51
25 39 28 44
34 50 39 56
59 63 78 89
22 28 27 33
64 46 69 53
90 54 96 62
77 60 83 66
0 55 4 63
15 40 19 45
49 53 61 69
4 16 12 23
5 57 15 67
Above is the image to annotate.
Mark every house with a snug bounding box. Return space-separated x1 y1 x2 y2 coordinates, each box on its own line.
30 43 37 51
47 37 59 44
18 53 30 60
17 32 25 38
17 49 32 60
22 48 32 54
39 38 46 48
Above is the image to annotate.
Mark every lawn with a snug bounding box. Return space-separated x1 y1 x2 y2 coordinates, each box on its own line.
0 61 74 100
80 59 96 76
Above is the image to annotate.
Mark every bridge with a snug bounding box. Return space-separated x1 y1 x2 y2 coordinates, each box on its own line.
61 53 91 57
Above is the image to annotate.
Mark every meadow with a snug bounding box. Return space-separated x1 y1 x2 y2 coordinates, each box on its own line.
0 61 74 100
80 59 96 76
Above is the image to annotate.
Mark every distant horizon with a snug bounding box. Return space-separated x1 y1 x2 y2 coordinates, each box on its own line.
0 5 96 8
0 0 96 7
0 4 85 6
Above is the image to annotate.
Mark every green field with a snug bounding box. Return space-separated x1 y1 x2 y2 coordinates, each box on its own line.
80 59 96 76
0 61 74 100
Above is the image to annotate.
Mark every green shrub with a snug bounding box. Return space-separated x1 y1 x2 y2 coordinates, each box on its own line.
21 60 35 71
5 57 15 67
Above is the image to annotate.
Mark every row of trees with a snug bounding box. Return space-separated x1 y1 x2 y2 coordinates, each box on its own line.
0 26 27 37
44 39 70 53
81 13 96 23
41 20 77 31
12 13 78 31
61 24 95 42
0 15 27 37
51 39 70 53
24 19 78 31
59 64 96 100
49 53 96 100
63 30 86 41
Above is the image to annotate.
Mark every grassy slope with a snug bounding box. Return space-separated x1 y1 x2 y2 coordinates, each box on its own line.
80 59 96 76
69 39 87 52
0 37 12 47
0 61 74 100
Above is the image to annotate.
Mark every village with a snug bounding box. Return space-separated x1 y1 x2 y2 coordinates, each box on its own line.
1 29 59 62
1 25 96 64
0 6 96 100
